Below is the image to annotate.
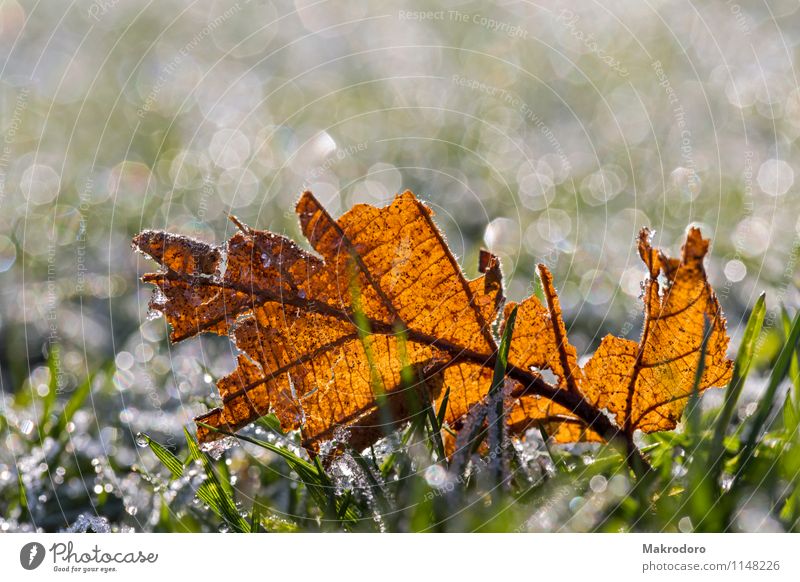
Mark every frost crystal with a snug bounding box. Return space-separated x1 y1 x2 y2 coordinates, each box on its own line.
65 514 111 533
199 435 238 460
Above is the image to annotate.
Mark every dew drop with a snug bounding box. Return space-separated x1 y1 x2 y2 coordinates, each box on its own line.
724 259 746 282
135 433 148 447
589 474 607 493
424 464 447 488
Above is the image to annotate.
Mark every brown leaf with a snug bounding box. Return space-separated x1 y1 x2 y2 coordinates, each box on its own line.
581 227 733 434
135 192 508 452
505 228 732 441
133 192 732 457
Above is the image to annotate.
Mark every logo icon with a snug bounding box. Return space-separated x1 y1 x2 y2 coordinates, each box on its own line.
19 542 46 570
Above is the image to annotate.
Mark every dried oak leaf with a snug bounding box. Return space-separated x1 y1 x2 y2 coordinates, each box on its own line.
134 191 507 453
505 227 733 440
133 191 732 455
581 227 733 434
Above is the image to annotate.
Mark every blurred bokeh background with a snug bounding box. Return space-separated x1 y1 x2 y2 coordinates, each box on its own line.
1 0 799 532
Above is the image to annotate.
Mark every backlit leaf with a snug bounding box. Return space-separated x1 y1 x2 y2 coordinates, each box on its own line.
133 192 733 461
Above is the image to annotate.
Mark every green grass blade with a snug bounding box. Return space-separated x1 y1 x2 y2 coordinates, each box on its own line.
184 428 249 532
419 389 446 461
346 446 391 517
450 310 519 483
311 456 341 524
780 307 800 434
197 422 358 526
197 422 316 474
37 346 60 437
17 470 29 522
436 386 451 432
782 307 800 389
249 499 263 533
349 274 399 446
685 317 711 438
488 306 517 492
142 433 183 479
450 403 488 479
683 319 713 522
379 421 416 478
256 414 284 435
49 371 93 440
735 308 800 484
710 293 766 462
336 490 353 520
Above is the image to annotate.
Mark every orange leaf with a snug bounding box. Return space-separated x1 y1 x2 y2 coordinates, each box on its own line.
134 192 508 452
581 228 733 434
133 192 732 457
